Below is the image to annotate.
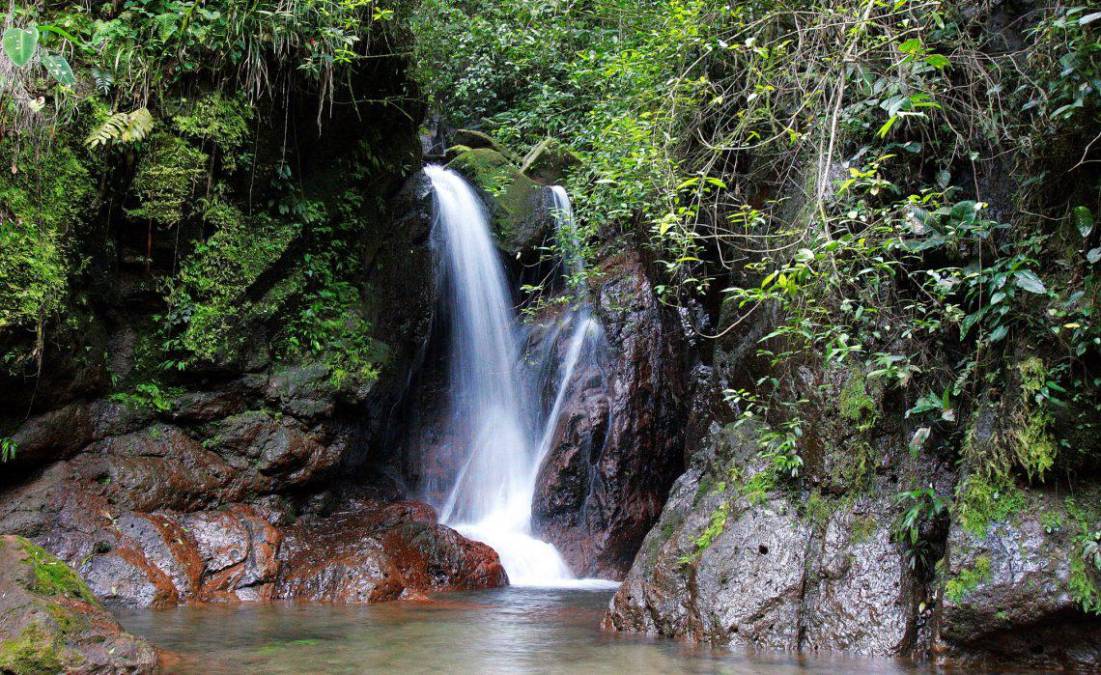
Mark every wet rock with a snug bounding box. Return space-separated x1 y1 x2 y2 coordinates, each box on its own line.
0 535 158 673
934 488 1101 669
76 424 238 511
532 255 689 577
208 410 338 488
276 500 508 602
604 422 919 656
170 387 247 423
447 147 547 255
8 399 152 473
801 504 914 655
450 128 518 160
264 364 337 420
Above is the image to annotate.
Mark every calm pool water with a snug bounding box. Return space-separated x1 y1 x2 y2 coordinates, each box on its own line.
115 587 919 673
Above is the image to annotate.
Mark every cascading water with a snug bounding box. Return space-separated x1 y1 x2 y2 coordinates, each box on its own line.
423 165 614 588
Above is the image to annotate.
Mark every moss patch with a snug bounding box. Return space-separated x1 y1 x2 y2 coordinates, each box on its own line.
19 539 98 605
945 555 992 603
448 147 541 246
954 473 1025 537
839 373 876 428
0 623 65 675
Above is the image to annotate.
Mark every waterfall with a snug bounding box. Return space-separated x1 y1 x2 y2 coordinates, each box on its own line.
423 165 615 588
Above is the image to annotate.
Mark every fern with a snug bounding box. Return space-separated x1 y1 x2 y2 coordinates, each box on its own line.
91 68 114 96
85 108 155 148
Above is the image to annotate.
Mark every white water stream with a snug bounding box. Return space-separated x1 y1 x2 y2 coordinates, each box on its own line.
424 165 615 589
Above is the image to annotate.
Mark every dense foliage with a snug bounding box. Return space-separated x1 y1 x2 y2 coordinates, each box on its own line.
1 0 413 400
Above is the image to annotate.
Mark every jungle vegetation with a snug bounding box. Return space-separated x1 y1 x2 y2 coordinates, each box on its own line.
2 0 1100 605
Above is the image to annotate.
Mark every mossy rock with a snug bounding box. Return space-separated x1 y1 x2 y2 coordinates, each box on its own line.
16 539 99 605
447 147 548 255
450 128 519 162
0 535 158 673
520 138 580 184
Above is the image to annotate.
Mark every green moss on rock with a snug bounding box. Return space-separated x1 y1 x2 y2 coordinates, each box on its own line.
0 623 65 675
945 555 992 603
954 473 1025 537
447 147 543 251
18 539 98 605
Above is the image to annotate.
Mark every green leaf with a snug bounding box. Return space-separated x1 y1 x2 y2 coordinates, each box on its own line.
877 115 898 138
1080 11 1101 25
989 324 1009 342
1088 248 1101 264
924 54 950 70
1013 270 1046 294
40 53 75 86
3 26 38 67
1073 205 1094 238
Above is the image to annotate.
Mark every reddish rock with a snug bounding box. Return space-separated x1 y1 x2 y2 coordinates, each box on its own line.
276 500 508 602
7 400 152 473
532 254 689 577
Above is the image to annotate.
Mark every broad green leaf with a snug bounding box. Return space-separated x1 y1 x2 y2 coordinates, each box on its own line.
989 324 1009 342
1088 248 1101 264
3 26 37 67
924 54 950 70
1080 11 1101 24
1072 205 1094 238
898 38 922 55
40 53 75 86
1014 270 1046 294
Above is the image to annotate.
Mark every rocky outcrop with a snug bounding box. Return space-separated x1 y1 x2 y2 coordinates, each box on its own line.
447 146 553 256
276 501 507 602
531 254 690 578
0 535 158 673
0 452 504 608
934 487 1101 669
603 422 918 656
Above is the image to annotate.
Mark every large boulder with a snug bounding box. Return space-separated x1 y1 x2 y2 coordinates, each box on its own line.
447 147 549 256
519 138 579 184
0 535 158 673
934 486 1101 669
604 422 918 656
276 501 508 602
531 254 690 577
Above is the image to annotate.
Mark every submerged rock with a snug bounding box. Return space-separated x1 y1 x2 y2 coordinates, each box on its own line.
0 535 158 673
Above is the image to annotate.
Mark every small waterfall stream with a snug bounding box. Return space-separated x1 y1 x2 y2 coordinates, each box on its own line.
424 165 614 588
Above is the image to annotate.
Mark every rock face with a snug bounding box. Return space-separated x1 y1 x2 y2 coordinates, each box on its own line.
0 535 158 673
0 177 499 608
531 254 690 578
277 501 508 602
603 423 917 656
0 443 505 607
934 488 1101 669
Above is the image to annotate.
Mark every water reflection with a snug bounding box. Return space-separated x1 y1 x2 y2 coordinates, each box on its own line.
116 588 920 674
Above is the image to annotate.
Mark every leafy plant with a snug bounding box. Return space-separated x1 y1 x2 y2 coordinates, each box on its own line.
85 108 155 148
894 486 948 572
1 24 75 85
1 437 17 463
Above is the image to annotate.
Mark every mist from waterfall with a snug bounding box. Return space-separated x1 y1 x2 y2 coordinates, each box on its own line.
424 165 614 588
